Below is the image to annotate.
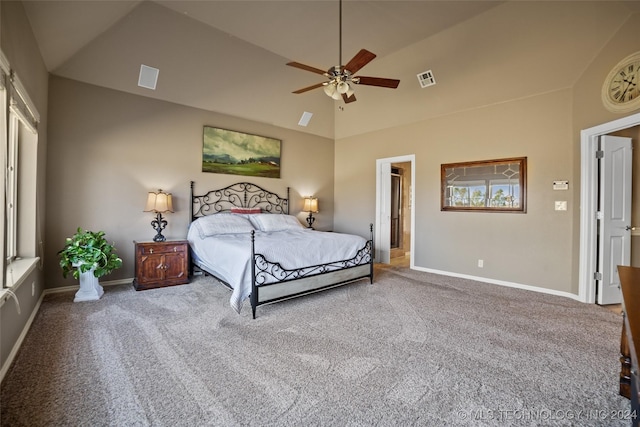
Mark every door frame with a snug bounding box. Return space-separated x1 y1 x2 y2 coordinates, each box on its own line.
375 154 415 265
579 112 640 303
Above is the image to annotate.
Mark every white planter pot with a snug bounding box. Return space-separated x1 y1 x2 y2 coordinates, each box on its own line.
73 264 104 302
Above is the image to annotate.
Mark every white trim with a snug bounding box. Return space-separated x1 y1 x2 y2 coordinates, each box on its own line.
2 257 39 297
9 99 37 134
9 73 40 123
0 78 6 276
0 291 43 383
579 112 640 303
0 50 9 75
375 154 416 266
412 265 581 302
6 113 19 259
45 278 134 295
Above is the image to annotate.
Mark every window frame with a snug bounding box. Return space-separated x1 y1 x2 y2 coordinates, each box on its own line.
441 157 527 213
1 51 40 288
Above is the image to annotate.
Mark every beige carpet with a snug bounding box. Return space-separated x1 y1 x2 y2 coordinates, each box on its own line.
0 266 630 426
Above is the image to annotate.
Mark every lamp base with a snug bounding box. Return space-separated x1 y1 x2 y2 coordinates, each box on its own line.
153 234 166 242
151 212 168 242
306 212 315 229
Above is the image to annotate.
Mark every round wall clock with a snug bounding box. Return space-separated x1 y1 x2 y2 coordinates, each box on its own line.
602 51 640 113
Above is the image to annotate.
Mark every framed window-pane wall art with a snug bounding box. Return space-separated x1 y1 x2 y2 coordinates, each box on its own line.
441 157 527 213
202 126 281 178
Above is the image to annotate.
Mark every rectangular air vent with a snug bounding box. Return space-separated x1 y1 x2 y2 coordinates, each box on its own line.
417 70 436 88
138 65 159 90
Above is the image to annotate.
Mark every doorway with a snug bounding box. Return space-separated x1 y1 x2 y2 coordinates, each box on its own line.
390 163 411 266
375 155 415 266
579 112 640 303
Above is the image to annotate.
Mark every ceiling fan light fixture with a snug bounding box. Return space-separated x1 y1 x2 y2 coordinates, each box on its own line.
337 81 350 94
286 0 400 103
323 84 337 97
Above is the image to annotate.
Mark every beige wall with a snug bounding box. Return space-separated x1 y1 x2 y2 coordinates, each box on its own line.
336 89 575 292
335 11 640 296
1 0 49 372
45 76 335 287
571 12 640 188
571 14 640 289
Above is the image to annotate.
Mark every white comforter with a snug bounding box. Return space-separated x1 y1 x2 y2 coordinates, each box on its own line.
187 225 368 313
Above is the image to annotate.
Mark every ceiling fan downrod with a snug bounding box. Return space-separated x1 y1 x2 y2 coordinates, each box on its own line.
286 0 400 103
338 0 342 70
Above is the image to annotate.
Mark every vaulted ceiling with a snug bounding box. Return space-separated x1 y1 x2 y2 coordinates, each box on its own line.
19 1 640 139
23 1 503 74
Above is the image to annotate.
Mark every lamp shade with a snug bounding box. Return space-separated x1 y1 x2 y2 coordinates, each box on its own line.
303 197 319 213
144 189 174 213
336 81 350 94
323 84 336 97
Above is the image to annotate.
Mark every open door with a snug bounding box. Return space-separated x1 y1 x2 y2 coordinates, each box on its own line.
378 161 392 264
597 135 632 305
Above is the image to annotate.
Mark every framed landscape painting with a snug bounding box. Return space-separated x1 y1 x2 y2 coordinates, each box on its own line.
202 126 281 178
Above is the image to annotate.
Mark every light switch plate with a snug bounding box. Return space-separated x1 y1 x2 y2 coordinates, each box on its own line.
555 201 567 211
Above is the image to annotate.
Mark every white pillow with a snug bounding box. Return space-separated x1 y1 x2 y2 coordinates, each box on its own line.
193 214 255 238
250 214 304 232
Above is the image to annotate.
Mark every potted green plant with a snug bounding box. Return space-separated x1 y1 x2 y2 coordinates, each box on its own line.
58 228 123 302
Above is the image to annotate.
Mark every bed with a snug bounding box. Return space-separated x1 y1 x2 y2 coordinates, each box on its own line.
188 181 374 318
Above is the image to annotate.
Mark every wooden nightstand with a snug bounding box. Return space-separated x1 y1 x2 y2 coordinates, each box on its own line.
133 240 189 290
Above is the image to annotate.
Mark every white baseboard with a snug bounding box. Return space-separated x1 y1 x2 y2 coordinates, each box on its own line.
0 277 133 383
410 265 581 302
0 293 43 383
45 277 133 295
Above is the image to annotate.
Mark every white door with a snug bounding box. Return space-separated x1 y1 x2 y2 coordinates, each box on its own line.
597 135 632 305
378 162 392 264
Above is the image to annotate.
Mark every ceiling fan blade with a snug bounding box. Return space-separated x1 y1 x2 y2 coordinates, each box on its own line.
286 62 328 76
344 49 376 74
342 93 357 103
292 82 325 94
355 76 400 89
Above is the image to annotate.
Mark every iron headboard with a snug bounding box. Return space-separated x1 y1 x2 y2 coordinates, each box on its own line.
190 181 289 221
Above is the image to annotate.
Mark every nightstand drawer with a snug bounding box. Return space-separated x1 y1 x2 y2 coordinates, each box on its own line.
137 242 187 255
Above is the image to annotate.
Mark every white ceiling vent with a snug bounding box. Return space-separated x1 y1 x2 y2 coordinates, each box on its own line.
417 70 436 88
138 64 159 90
298 111 313 127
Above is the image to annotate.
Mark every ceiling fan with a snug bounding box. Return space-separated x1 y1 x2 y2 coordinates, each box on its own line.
286 0 400 104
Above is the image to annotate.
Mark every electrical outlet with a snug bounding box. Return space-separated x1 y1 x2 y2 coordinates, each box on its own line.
478 259 484 268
